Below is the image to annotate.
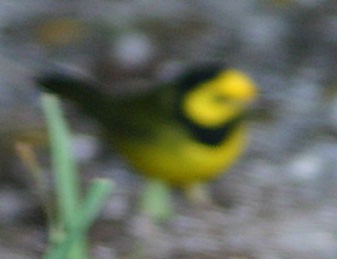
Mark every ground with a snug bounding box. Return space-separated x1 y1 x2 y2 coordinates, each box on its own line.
0 0 336 258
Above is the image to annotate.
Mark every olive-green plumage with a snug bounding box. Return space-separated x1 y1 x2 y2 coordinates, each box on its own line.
36 64 257 187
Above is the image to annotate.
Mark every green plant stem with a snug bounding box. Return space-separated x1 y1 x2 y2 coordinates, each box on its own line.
41 94 84 258
44 179 113 259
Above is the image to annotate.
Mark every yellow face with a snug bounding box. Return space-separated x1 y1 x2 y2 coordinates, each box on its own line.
182 69 257 128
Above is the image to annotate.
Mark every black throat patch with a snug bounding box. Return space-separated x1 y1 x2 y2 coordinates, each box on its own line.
178 112 243 146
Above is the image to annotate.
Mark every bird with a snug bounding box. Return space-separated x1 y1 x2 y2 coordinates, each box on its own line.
36 63 257 217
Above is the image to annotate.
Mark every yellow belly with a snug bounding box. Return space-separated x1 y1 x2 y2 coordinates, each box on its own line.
115 125 247 186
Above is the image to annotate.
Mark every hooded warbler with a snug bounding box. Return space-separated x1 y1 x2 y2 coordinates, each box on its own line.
36 64 257 188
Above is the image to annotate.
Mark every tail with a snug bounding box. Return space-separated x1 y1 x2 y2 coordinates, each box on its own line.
35 71 116 125
36 72 104 103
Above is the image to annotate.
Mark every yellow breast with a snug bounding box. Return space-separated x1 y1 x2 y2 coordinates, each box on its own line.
115 124 247 186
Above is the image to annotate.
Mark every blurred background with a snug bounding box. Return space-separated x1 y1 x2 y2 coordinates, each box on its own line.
0 0 337 258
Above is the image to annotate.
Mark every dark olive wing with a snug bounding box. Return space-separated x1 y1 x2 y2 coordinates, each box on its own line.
36 72 178 140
